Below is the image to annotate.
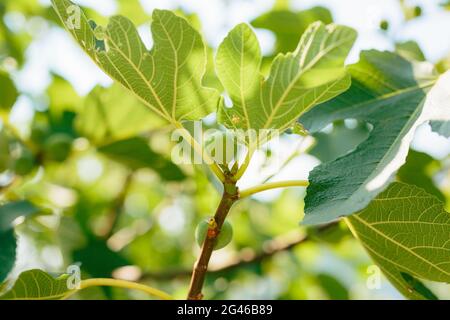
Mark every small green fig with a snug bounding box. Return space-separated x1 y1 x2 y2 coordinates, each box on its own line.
44 133 73 162
195 218 233 250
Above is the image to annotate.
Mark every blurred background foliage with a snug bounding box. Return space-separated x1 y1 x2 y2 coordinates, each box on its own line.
0 0 449 300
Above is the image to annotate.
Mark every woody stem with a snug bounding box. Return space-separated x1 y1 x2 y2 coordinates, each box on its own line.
187 176 238 300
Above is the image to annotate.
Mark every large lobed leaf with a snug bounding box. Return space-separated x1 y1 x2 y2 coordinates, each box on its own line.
0 269 70 300
300 51 450 224
51 0 219 124
347 182 450 299
216 22 356 132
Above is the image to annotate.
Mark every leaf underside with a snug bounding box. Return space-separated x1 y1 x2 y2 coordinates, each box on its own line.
300 50 450 225
52 0 219 124
347 182 450 299
0 269 70 300
216 22 356 133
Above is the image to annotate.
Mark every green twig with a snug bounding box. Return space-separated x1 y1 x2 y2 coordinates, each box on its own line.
61 278 174 300
239 180 309 199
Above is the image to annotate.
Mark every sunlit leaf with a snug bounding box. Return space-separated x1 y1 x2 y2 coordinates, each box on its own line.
52 0 219 124
0 269 70 300
347 182 450 298
217 22 356 132
301 51 450 224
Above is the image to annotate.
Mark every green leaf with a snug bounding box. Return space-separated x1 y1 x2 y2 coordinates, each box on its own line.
0 200 40 231
0 71 18 110
398 150 445 201
309 120 370 163
98 137 186 181
216 22 356 132
251 6 333 54
0 230 16 283
0 269 70 300
76 84 165 144
430 120 450 138
0 201 41 282
395 40 425 62
300 51 450 225
51 0 219 124
347 182 450 299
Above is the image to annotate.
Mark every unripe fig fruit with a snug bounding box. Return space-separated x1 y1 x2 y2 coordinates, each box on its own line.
44 133 73 162
195 219 233 250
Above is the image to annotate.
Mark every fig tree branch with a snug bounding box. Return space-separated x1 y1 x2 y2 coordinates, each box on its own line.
187 174 239 300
